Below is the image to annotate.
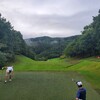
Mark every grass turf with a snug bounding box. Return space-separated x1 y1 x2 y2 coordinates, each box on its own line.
0 72 100 100
13 55 100 91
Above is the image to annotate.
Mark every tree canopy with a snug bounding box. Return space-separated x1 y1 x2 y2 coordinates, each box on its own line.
25 36 78 60
0 14 35 68
64 10 100 58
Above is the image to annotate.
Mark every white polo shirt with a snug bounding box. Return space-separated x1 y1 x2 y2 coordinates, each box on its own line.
6 66 13 72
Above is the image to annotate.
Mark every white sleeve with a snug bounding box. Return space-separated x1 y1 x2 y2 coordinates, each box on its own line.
12 67 13 71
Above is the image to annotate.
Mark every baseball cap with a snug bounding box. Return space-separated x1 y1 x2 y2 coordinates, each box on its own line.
76 81 82 86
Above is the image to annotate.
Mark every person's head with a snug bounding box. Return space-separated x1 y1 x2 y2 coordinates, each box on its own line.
76 81 83 88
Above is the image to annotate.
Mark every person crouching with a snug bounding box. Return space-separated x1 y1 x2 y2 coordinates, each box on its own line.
5 66 14 83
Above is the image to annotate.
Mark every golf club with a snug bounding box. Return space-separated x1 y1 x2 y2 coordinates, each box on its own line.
72 78 77 83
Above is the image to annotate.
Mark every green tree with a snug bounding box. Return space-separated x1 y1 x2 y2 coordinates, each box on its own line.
64 10 100 58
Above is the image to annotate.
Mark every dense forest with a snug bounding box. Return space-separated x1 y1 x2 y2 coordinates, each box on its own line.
0 9 100 68
0 14 34 68
64 10 100 58
25 36 78 60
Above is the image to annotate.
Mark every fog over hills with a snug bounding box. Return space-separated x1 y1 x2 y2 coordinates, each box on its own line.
25 36 79 46
24 36 79 60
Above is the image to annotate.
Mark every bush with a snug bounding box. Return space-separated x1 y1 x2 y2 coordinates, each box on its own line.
0 52 7 69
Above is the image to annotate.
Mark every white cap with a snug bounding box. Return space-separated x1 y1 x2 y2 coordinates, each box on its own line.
77 81 82 86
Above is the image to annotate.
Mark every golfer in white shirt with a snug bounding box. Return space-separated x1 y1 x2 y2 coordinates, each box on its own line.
5 66 14 83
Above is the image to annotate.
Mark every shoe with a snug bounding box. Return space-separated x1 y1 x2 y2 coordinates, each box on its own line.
5 80 7 83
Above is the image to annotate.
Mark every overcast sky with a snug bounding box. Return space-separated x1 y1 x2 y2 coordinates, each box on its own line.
0 0 100 39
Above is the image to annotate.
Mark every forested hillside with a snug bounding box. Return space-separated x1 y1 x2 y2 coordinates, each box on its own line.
64 10 100 58
25 36 79 60
0 14 34 68
1 9 100 66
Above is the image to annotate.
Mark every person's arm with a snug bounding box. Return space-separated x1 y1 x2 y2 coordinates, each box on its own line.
76 90 80 100
2 66 7 70
11 67 14 77
10 66 14 77
76 98 78 100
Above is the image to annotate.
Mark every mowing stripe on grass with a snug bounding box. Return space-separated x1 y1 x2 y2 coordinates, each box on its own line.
0 72 100 100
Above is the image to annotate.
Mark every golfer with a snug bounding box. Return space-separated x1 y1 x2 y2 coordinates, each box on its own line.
76 81 86 100
5 66 14 83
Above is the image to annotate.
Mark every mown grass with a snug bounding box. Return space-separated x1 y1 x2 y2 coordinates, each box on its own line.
13 55 71 71
12 55 100 93
67 59 100 90
0 56 100 100
0 72 100 100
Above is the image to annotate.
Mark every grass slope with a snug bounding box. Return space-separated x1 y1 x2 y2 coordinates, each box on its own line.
0 55 100 99
13 55 71 71
13 55 100 92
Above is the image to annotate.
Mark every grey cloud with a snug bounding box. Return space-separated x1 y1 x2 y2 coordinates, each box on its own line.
16 9 96 30
0 0 100 38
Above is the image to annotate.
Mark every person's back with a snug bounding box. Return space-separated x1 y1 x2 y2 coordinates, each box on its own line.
6 66 13 72
76 81 86 100
77 87 86 100
5 66 14 83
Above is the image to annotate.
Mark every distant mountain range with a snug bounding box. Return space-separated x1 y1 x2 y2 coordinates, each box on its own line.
25 36 79 60
25 36 79 47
